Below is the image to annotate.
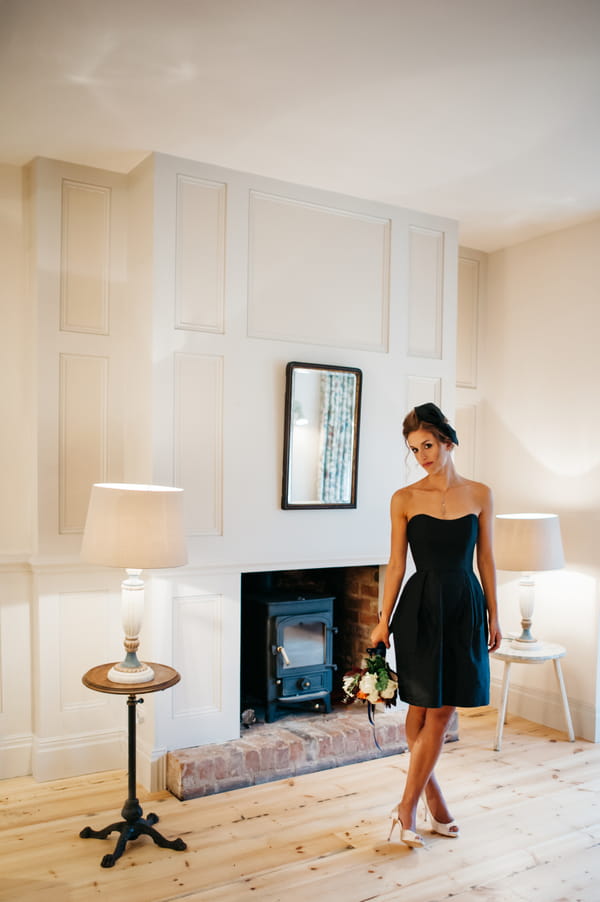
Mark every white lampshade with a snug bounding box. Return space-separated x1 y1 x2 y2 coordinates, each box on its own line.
494 513 564 573
81 483 187 570
495 513 564 649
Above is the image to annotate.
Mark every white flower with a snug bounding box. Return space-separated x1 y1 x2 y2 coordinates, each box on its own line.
359 672 380 703
381 680 398 699
342 673 360 698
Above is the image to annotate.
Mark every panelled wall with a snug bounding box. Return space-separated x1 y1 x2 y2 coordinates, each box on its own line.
0 154 458 788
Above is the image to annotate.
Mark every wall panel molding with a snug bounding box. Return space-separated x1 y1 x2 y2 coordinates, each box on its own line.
58 589 113 711
247 191 390 351
175 174 226 333
457 256 480 387
408 225 444 358
59 354 108 534
60 179 110 334
455 403 477 479
406 375 442 410
172 594 223 717
174 353 223 535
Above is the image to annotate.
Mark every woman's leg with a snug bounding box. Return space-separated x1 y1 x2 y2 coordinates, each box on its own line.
403 705 456 826
397 704 456 832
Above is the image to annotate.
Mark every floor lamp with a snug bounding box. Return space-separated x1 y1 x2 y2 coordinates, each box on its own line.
81 483 187 683
494 513 564 650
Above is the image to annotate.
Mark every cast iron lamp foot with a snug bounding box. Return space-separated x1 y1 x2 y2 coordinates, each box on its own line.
80 806 187 868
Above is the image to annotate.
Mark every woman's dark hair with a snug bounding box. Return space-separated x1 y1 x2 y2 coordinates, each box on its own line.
402 403 459 447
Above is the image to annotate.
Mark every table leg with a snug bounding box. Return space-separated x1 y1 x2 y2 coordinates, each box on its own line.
80 694 187 867
494 661 512 751
553 659 575 742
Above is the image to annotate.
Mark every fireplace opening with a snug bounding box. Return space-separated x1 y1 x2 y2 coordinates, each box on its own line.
240 565 381 723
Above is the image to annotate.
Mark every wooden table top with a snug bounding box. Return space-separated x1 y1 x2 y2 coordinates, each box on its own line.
82 663 181 695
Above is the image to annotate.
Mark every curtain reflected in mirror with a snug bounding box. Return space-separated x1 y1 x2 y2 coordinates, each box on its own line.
282 362 362 509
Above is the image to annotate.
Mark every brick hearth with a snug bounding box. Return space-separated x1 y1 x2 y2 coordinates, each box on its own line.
167 704 409 801
167 565 459 801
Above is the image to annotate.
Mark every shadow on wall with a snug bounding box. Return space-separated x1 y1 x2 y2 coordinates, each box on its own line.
478 400 600 570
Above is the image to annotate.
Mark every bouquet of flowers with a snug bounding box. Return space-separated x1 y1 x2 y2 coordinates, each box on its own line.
342 644 398 708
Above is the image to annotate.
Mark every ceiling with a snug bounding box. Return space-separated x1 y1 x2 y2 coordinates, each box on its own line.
1 0 599 251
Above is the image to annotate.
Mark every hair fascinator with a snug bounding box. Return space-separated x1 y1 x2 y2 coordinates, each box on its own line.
414 403 459 446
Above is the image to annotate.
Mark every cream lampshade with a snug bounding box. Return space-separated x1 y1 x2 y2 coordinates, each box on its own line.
81 483 187 683
494 513 564 650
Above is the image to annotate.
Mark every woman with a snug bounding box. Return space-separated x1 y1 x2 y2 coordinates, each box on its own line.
370 402 501 848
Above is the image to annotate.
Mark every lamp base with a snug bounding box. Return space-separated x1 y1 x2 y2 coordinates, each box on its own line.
511 623 542 651
510 637 542 651
108 662 155 684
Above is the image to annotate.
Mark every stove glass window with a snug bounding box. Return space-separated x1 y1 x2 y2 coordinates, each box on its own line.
281 621 325 668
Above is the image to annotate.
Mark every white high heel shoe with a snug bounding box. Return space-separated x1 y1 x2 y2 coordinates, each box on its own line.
388 807 424 848
423 800 460 838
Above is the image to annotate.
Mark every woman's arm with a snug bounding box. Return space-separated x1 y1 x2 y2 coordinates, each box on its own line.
476 485 502 652
370 491 409 648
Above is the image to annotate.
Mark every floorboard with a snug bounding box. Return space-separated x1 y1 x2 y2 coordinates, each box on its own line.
0 708 598 902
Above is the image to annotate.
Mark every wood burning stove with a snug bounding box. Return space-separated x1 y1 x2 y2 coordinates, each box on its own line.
241 593 337 722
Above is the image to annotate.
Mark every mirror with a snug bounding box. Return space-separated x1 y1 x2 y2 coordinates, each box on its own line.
282 362 362 509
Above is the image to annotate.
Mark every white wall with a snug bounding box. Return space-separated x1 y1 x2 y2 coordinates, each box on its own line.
0 154 458 786
475 220 600 741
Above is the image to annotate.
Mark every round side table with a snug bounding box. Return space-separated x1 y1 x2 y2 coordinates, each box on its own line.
80 663 186 868
491 640 575 751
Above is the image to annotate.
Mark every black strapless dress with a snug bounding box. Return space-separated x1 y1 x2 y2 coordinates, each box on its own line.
390 513 489 708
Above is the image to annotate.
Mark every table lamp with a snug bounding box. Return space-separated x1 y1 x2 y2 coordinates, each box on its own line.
494 513 564 650
81 483 187 683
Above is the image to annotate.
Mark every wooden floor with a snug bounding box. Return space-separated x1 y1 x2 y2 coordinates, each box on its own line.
1 708 598 902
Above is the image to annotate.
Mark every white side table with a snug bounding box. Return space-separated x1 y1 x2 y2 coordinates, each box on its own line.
491 640 575 751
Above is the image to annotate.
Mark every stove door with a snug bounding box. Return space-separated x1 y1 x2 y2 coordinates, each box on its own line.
273 613 333 700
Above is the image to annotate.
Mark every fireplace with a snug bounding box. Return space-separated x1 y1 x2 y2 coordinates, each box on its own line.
240 566 381 722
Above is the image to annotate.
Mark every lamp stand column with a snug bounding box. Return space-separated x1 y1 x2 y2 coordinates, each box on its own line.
80 663 186 868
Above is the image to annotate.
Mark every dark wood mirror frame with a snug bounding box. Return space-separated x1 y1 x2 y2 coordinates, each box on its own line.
281 361 362 510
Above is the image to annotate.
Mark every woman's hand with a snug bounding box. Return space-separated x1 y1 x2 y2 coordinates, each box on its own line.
488 618 502 652
370 620 390 649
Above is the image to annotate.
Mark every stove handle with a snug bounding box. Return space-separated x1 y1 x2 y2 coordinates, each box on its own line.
276 645 291 667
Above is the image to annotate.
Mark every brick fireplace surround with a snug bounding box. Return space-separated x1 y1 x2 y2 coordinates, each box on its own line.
166 566 460 800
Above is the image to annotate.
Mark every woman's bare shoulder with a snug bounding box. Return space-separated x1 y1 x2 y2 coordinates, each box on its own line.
462 479 493 507
391 480 428 513
391 485 414 513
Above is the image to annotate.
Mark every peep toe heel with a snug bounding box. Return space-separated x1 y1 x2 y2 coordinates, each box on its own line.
388 807 424 848
423 800 460 838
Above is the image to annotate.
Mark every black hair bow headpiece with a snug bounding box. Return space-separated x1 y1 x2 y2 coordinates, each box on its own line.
414 402 459 446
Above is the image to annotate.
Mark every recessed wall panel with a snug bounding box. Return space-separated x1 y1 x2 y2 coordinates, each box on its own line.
59 354 108 533
248 192 390 351
457 257 480 387
406 375 442 410
174 353 223 535
60 180 110 334
455 404 477 479
172 595 222 716
408 226 444 358
175 175 226 333
59 590 112 710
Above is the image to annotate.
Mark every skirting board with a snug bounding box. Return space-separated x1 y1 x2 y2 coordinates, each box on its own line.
0 735 33 780
490 676 597 743
31 729 125 782
137 741 168 793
